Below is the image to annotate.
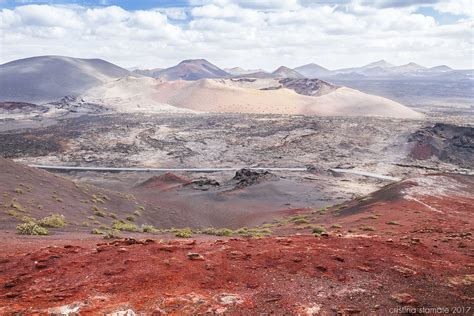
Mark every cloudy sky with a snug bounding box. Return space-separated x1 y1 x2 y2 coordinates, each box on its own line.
0 0 472 70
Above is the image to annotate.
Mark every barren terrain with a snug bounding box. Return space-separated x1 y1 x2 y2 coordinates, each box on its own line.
0 92 472 315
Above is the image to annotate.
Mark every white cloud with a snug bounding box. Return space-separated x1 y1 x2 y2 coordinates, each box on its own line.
0 1 472 69
434 0 474 17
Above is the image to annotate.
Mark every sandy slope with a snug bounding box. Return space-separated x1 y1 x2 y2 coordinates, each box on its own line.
84 76 423 118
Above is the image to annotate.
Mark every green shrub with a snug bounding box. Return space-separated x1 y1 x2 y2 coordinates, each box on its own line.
112 220 139 232
234 227 272 238
91 228 103 235
312 226 326 236
289 215 309 224
292 218 309 224
200 227 234 236
141 224 158 233
14 188 24 194
93 210 107 217
6 210 19 217
103 229 121 239
38 214 67 228
17 222 48 235
214 228 233 236
174 228 192 238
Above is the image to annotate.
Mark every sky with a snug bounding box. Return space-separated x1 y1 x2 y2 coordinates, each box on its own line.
0 0 473 70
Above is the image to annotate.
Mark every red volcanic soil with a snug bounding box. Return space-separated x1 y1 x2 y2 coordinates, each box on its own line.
0 172 472 314
0 235 472 315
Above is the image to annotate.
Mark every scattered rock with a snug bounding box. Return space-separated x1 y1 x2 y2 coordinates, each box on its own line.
48 302 85 315
391 293 418 306
391 265 417 276
4 280 17 288
228 251 251 260
187 252 204 261
109 309 136 316
448 274 474 287
216 293 243 305
117 248 128 253
264 294 282 303
34 261 48 269
158 245 177 252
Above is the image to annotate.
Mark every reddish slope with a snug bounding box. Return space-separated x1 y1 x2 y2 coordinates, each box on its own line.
0 174 472 314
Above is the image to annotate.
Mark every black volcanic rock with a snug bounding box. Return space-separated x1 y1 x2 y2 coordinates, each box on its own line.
408 123 474 168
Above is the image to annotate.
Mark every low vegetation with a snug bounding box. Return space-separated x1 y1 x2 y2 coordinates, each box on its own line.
16 221 49 235
112 220 139 232
360 226 376 231
91 228 121 239
141 224 158 233
200 227 234 236
173 227 193 238
38 214 67 228
312 226 326 236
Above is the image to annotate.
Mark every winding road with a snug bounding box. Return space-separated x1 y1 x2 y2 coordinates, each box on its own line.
28 164 401 182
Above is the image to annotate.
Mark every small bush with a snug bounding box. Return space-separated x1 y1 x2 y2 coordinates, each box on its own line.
11 201 24 211
126 216 135 222
312 226 326 236
112 220 139 232
103 229 121 239
360 226 376 232
133 210 141 217
93 210 107 217
330 224 342 229
82 221 91 227
234 227 272 238
141 224 158 233
17 222 48 235
214 228 233 236
38 214 67 228
109 212 118 219
292 218 309 224
14 188 24 194
6 210 19 217
91 228 103 235
366 215 379 219
200 227 234 236
174 228 192 238
289 215 309 224
386 221 400 225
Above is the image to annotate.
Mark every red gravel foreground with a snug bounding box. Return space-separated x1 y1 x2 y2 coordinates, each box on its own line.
0 234 472 315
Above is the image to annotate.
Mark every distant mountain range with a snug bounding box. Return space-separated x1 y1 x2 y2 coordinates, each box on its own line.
294 59 473 80
0 55 472 105
131 58 472 81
